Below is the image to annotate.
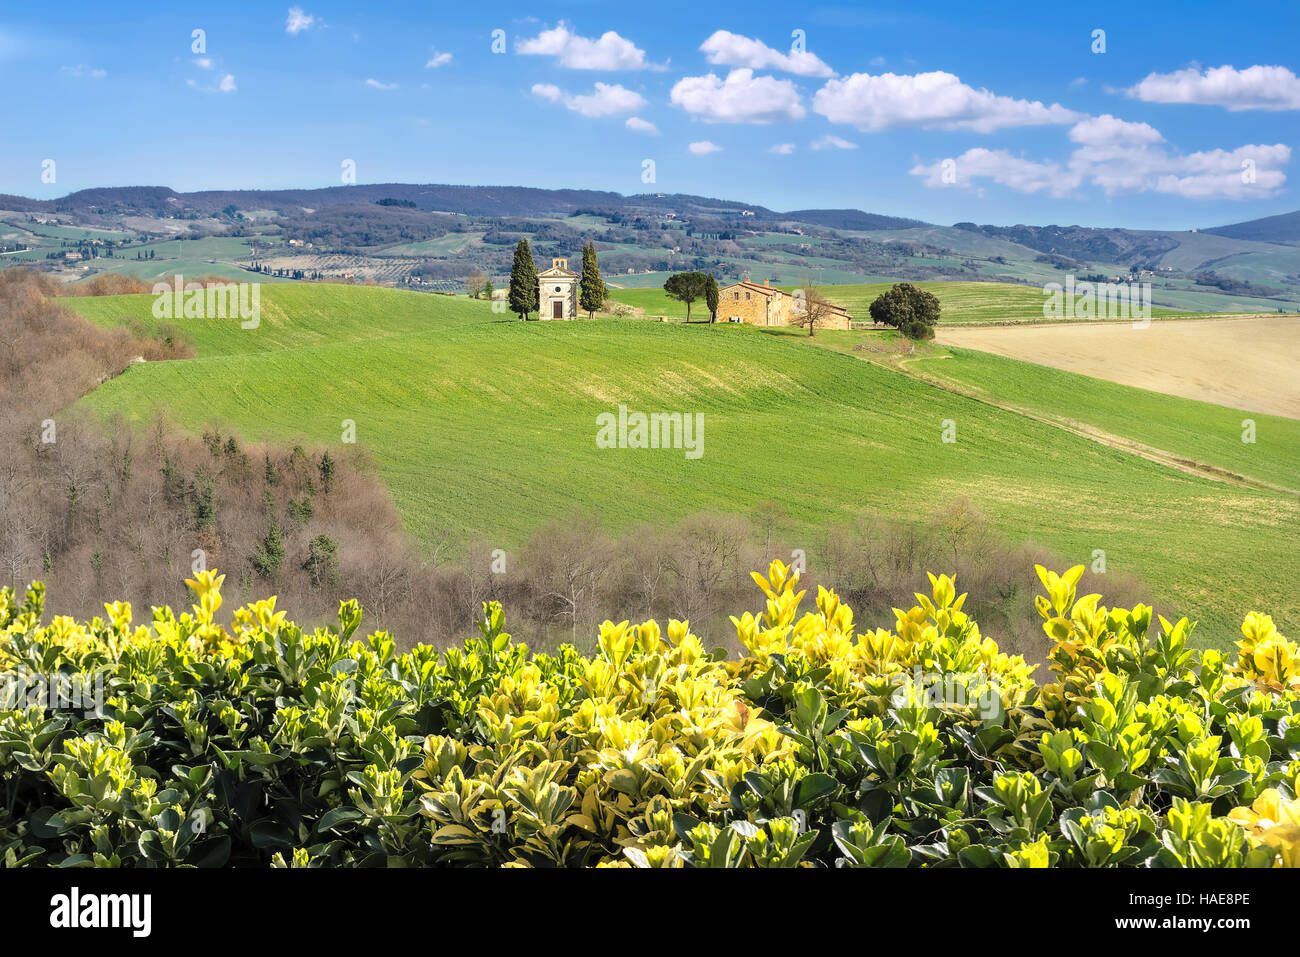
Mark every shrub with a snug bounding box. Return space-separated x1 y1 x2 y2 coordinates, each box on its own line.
0 562 1297 868
249 523 285 578
303 535 340 589
900 320 934 341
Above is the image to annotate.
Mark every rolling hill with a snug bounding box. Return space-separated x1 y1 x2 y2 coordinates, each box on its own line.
63 283 1299 647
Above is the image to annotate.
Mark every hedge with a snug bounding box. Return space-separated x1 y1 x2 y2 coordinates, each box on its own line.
1 562 1297 868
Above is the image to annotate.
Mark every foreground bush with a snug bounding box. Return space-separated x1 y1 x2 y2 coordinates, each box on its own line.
1 562 1297 868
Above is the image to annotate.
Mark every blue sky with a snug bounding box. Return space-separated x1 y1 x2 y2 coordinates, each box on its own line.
1 0 1297 228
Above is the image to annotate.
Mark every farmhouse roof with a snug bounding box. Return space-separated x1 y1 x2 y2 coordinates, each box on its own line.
720 279 781 297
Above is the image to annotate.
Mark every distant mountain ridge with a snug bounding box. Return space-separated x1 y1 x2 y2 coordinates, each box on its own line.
2 183 1293 242
0 183 931 231
779 209 929 231
952 222 1181 265
1204 210 1300 243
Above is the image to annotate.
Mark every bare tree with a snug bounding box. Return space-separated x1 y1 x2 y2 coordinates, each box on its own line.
0 477 43 590
664 512 751 637
355 545 412 627
617 526 672 622
464 270 489 300
523 518 614 644
787 276 837 338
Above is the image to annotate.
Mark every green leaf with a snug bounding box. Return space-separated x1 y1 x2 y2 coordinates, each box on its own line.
794 773 839 809
317 807 364 833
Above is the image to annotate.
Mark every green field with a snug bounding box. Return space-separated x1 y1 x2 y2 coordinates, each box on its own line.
64 284 1298 648
1 220 137 242
769 324 1300 488
123 236 264 260
84 258 286 283
606 286 714 318
900 347 1300 492
816 282 1199 324
740 235 830 247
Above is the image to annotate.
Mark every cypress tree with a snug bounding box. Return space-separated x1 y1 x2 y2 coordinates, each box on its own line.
507 239 539 320
579 241 605 318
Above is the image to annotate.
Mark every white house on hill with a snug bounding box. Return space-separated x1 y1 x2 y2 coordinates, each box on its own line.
537 257 578 319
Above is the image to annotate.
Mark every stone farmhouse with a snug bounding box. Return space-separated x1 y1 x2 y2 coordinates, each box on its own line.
537 257 578 319
534 259 854 328
718 279 852 330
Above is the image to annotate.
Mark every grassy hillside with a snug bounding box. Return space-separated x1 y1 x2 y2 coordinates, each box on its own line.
65 284 1298 646
609 280 1194 324
86 258 283 283
907 348 1300 490
786 328 1300 491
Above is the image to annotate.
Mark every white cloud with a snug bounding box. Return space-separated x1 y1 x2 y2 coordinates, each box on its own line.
1068 114 1164 147
61 64 106 79
699 30 834 78
910 148 1080 197
518 23 656 70
217 74 236 93
670 69 805 124
426 51 453 68
365 78 398 90
769 142 796 154
1152 145 1291 198
530 81 646 117
813 70 1080 132
911 116 1291 200
570 82 645 117
689 141 723 154
286 7 315 34
1074 140 1290 199
811 134 857 150
625 116 659 134
193 57 212 70
1127 64 1300 111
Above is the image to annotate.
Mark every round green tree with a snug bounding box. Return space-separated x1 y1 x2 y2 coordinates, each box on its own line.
868 282 941 339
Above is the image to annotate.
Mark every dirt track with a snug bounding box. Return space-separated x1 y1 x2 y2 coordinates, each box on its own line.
936 317 1300 420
